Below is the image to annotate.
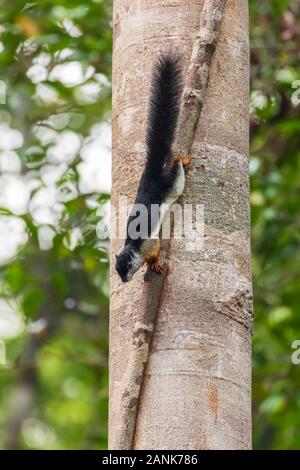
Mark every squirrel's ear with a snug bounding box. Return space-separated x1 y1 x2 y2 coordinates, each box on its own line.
115 254 119 260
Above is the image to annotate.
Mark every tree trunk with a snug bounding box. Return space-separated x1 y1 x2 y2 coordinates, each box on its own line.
110 0 252 450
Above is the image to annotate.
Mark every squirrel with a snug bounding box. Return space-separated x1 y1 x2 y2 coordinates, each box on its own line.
115 54 191 283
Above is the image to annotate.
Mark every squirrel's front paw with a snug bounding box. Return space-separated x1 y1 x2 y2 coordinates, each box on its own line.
150 260 163 275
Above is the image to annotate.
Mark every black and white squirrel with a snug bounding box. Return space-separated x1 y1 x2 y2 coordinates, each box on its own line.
115 54 191 283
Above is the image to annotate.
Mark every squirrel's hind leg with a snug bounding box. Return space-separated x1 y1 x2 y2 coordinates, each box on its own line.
173 155 192 167
163 155 192 198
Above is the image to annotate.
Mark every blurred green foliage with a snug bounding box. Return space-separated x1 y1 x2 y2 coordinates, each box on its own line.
250 0 300 450
0 0 299 451
0 0 111 449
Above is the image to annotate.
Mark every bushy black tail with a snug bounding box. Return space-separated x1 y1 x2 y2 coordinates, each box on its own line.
145 54 182 175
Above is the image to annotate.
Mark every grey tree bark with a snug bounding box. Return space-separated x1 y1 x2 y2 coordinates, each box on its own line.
110 0 252 450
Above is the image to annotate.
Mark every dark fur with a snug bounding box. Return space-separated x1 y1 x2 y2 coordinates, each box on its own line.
116 54 183 281
126 54 182 247
115 244 134 282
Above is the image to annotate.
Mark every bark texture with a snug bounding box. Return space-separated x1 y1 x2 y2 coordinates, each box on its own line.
110 0 252 450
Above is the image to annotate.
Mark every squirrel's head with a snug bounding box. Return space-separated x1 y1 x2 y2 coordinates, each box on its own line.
115 245 143 283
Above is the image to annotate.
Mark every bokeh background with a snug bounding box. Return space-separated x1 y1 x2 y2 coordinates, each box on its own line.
0 0 299 450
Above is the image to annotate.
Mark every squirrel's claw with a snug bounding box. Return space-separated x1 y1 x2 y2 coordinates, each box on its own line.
151 260 163 275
